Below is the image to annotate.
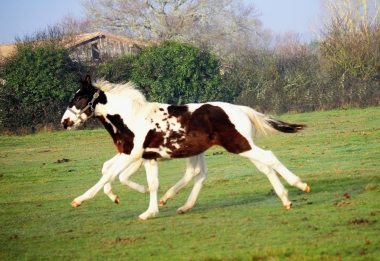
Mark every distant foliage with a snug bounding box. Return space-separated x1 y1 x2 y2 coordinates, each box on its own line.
224 27 380 113
3 0 380 134
0 43 82 133
95 55 134 84
97 41 228 104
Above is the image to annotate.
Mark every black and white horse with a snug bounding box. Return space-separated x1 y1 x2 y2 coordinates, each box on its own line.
61 75 310 220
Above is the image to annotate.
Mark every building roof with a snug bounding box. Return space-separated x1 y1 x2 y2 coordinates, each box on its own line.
0 32 144 59
65 31 144 49
0 43 17 59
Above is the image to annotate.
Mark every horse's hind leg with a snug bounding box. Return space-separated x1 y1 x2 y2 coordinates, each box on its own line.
240 146 310 207
251 160 292 209
158 153 207 210
176 153 208 214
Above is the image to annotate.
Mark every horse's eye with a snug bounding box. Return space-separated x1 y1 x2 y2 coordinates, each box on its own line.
76 96 85 102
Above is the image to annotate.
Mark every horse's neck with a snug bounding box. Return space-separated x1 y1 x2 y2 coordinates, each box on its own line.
95 94 155 132
96 93 135 122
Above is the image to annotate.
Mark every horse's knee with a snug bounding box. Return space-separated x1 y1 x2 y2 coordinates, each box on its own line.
102 161 112 175
119 175 127 185
103 183 112 194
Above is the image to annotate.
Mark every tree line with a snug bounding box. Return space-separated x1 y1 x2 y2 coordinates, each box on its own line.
0 0 379 134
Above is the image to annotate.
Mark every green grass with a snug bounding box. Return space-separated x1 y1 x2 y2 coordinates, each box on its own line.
0 107 379 261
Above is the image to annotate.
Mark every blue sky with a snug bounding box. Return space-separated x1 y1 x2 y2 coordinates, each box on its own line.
0 0 322 45
248 0 322 41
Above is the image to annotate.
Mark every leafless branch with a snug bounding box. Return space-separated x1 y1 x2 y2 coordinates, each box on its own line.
81 0 263 57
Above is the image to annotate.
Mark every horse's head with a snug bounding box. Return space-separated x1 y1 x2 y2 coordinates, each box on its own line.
61 75 101 130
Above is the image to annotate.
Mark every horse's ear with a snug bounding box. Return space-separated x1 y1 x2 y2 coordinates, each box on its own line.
82 75 92 91
85 75 91 85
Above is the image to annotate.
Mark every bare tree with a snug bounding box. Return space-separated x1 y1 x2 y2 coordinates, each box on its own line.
81 0 262 57
319 0 380 78
321 0 380 34
59 13 92 36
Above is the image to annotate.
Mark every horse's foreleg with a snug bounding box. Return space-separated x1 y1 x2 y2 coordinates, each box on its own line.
103 158 143 204
138 159 159 220
103 182 120 204
104 159 148 203
119 168 149 194
102 155 125 204
71 154 135 207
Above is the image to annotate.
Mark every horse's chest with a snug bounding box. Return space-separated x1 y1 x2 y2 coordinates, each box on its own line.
98 114 135 154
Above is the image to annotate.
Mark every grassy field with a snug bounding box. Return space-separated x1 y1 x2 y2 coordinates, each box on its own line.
0 107 379 261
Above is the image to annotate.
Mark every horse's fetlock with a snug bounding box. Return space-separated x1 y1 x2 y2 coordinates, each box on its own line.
289 177 302 187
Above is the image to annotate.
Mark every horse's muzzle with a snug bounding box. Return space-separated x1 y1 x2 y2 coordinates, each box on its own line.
61 118 72 130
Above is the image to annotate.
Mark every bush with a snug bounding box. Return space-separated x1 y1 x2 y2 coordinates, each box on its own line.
97 41 229 104
0 43 83 134
226 39 380 114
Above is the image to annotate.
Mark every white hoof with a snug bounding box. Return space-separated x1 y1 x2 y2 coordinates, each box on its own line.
138 210 158 220
176 206 191 214
71 201 81 207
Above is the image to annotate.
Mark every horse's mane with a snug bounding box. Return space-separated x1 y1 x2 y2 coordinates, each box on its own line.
92 79 147 109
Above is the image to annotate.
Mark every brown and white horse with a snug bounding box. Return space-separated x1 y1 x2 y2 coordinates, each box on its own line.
61 75 310 220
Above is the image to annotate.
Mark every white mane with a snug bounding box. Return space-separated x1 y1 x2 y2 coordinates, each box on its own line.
92 79 147 109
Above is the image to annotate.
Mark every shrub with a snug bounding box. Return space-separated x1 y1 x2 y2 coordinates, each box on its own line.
0 43 82 133
98 41 229 104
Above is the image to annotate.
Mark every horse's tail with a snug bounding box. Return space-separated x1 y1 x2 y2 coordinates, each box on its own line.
237 106 306 136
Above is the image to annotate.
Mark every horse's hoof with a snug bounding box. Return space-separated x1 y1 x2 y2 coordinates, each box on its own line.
71 201 81 207
114 196 120 204
284 203 292 210
304 185 311 193
138 217 145 221
176 209 186 214
158 201 166 207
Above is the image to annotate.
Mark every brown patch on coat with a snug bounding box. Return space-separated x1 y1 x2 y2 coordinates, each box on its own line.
142 151 162 159
98 115 135 154
143 104 251 159
143 129 165 149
